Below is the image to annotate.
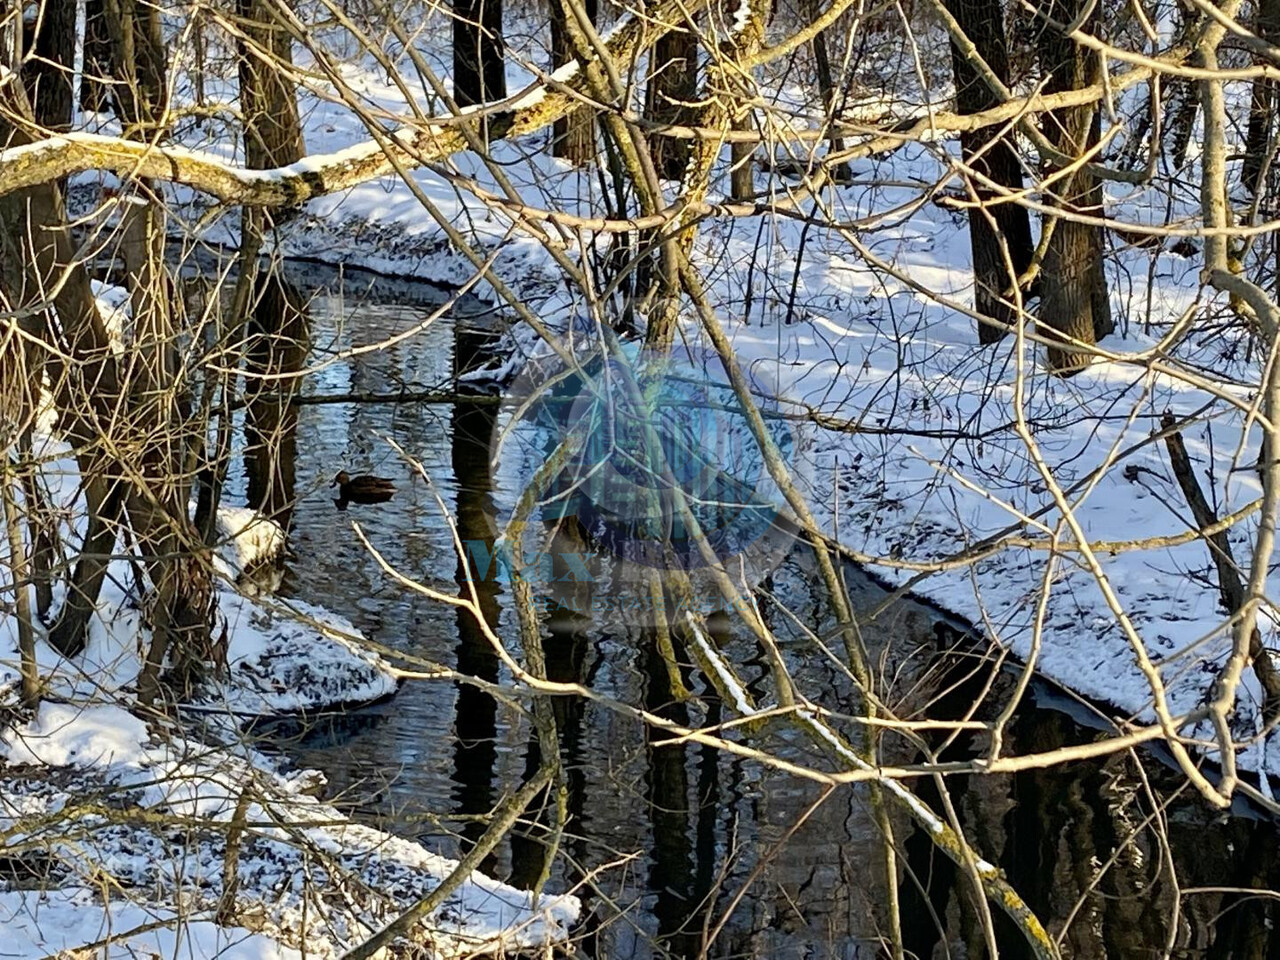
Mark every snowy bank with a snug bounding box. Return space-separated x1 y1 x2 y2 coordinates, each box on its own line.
0 505 398 718
0 702 580 958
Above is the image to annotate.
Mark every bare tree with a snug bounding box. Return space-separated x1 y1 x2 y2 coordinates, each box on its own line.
550 0 597 165
22 0 74 130
453 0 505 117
1033 0 1112 372
81 0 114 112
646 26 697 181
945 0 1035 343
803 0 849 183
1243 0 1280 194
4 0 1280 956
236 0 309 529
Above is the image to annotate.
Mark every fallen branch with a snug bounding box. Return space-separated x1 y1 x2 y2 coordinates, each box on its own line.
0 40 1174 206
1161 411 1280 718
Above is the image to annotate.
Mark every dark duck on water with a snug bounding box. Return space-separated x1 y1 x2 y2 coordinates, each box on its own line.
332 471 397 510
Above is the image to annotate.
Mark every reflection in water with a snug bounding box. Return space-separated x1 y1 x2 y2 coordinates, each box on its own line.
643 623 696 955
232 261 1280 960
508 518 595 892
449 322 502 874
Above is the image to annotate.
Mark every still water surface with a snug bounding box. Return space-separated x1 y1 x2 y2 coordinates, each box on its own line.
226 260 1280 959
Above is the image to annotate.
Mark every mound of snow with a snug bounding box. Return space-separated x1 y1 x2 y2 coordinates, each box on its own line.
0 702 579 958
215 591 400 715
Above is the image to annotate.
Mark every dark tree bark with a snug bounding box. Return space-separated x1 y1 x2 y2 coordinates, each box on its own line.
1161 1 1201 171
803 0 849 183
23 0 76 131
236 0 308 530
453 0 506 115
0 35 129 658
550 0 597 165
81 0 115 112
1243 0 1280 194
242 273 308 528
101 0 167 136
641 625 697 956
448 322 503 875
0 160 127 662
237 0 304 170
730 114 755 200
82 0 222 696
1035 0 1112 373
646 28 697 180
1164 79 1198 169
18 441 57 619
11 3 73 622
945 0 1035 344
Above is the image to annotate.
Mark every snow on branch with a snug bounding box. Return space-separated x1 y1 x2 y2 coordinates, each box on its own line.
0 4 1179 206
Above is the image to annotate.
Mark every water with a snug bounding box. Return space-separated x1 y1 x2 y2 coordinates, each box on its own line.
228 260 1280 959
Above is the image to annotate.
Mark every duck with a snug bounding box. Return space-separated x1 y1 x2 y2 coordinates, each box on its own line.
331 471 396 510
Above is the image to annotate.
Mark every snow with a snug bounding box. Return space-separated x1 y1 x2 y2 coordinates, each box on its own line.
90 279 131 351
213 505 287 582
214 591 401 715
0 889 303 960
0 702 580 958
51 10 1272 785
2 702 148 769
7 10 1279 952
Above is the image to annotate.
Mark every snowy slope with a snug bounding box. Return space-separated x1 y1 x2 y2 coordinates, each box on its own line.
0 702 580 958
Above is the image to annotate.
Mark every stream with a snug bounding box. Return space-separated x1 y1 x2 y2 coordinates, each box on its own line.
219 259 1280 959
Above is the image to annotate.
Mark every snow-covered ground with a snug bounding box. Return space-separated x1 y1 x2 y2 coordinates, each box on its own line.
114 18 1277 787
8 3 1276 951
0 701 579 959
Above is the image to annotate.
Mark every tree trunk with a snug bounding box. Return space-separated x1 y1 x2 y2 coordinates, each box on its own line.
2 463 40 705
81 0 115 113
243 273 308 528
730 113 755 200
120 188 221 700
23 0 76 131
237 0 308 531
1243 0 1280 194
0 175 127 660
0 52 130 658
646 28 697 181
0 18 61 620
453 0 506 129
18 437 57 619
945 0 1035 344
1165 80 1198 169
804 0 849 182
550 0 597 165
101 0 167 136
1035 0 1111 373
95 0 221 696
237 0 304 170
